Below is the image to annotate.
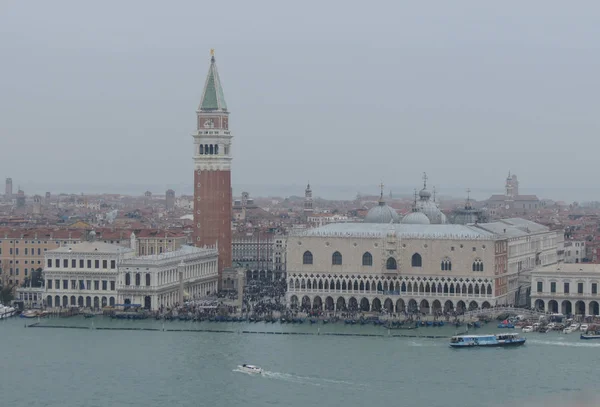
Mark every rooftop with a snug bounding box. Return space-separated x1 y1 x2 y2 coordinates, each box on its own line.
50 241 134 254
292 223 495 240
535 263 600 274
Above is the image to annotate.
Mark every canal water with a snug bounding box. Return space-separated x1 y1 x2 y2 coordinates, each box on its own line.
1 317 597 407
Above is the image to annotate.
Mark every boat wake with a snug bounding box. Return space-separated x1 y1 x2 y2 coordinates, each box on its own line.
527 339 600 348
233 368 365 388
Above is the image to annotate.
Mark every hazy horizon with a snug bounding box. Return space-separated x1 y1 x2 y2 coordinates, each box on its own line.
2 1 599 203
5 181 588 204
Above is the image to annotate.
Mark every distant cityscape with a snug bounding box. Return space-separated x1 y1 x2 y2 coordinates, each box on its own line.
2 53 600 323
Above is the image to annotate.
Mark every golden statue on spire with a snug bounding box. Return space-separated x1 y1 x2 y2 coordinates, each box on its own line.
210 48 215 56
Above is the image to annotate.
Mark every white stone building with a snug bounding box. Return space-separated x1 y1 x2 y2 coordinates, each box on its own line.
43 241 135 309
117 245 219 310
564 240 586 264
286 218 560 313
531 263 600 316
474 218 560 306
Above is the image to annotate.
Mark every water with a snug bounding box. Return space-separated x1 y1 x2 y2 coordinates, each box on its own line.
1 317 597 407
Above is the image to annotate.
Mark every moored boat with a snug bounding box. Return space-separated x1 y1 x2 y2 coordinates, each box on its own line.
450 333 526 348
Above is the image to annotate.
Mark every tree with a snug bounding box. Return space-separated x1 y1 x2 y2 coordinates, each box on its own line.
0 284 14 304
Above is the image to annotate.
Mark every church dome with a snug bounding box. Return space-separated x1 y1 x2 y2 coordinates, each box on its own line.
364 201 400 224
402 211 431 225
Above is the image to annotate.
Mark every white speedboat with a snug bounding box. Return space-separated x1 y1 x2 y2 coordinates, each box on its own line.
580 324 589 332
239 364 262 374
522 326 533 333
563 323 580 334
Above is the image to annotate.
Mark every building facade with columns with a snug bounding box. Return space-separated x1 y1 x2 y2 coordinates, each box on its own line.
531 263 600 316
42 241 135 309
117 245 219 310
286 219 559 313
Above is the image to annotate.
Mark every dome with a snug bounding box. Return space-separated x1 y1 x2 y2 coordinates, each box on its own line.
364 202 400 224
402 211 431 225
419 188 431 199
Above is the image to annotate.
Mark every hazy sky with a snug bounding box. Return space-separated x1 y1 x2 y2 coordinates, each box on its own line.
1 1 599 200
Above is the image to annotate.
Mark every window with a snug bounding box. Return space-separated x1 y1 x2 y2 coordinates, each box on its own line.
15 268 19 276
135 273 141 286
38 248 41 255
362 252 373 266
110 281 115 291
146 273 151 286
102 281 107 290
441 258 452 271
103 260 107 269
593 283 598 294
24 268 28 276
111 260 116 269
93 281 99 290
47 280 52 289
71 280 76 289
79 280 85 290
125 273 131 286
63 259 68 268
95 260 100 269
550 282 556 293
15 248 18 255
55 280 60 289
302 251 313 265
80 259 84 268
332 251 342 265
578 283 584 294
47 259 52 268
9 248 12 255
411 253 422 267
72 259 76 268
87 260 92 268
472 259 484 272
55 259 60 268
63 280 68 289
564 282 569 294
87 280 92 290
386 257 397 270
25 248 28 255
537 281 543 292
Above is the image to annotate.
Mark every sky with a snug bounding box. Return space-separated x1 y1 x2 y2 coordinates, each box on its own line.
1 1 599 201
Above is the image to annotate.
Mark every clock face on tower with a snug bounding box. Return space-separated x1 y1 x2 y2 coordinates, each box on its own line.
203 118 214 129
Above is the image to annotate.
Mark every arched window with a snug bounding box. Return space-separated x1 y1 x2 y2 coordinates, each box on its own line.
353 281 359 291
386 257 397 270
125 273 131 286
411 253 422 267
215 145 219 155
332 251 342 265
302 251 313 265
204 144 209 155
199 145 204 155
362 252 373 266
209 145 214 155
145 273 151 286
441 258 452 271
135 273 141 286
472 259 483 272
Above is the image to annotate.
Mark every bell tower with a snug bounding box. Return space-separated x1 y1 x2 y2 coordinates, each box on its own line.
192 50 233 285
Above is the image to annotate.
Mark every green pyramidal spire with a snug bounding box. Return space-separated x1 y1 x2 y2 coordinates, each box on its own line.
199 51 228 111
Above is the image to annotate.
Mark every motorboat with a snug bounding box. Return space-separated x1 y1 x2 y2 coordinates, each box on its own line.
563 323 580 334
239 364 262 374
20 310 38 319
450 333 526 348
522 326 533 333
579 324 589 332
